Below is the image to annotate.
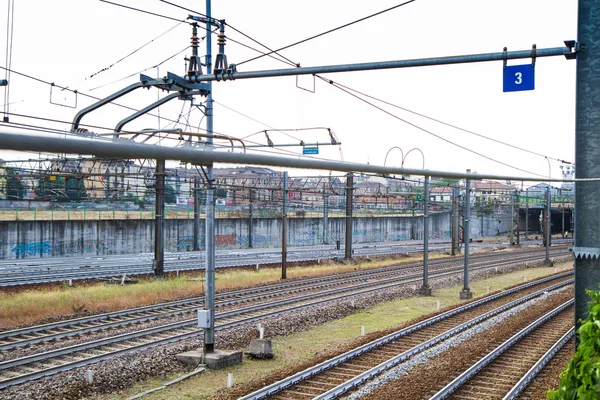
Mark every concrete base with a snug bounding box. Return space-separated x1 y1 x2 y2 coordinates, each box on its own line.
543 259 554 267
418 286 432 296
245 339 274 359
459 289 473 300
176 349 242 370
204 349 243 370
176 350 205 367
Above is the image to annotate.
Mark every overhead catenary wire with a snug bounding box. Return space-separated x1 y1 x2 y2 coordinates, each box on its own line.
316 75 547 178
98 0 184 23
327 80 573 165
66 20 186 91
87 45 192 92
235 0 417 66
0 65 216 133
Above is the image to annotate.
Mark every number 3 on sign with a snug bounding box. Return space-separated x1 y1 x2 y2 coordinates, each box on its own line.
503 65 534 92
514 72 522 85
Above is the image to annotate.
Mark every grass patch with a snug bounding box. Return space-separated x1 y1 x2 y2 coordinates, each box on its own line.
0 253 442 330
95 261 574 400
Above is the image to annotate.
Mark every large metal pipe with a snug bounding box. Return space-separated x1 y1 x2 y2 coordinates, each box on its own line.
0 130 582 184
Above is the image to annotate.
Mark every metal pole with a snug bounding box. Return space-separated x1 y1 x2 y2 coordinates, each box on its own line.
525 190 529 240
153 159 165 277
460 169 472 299
345 173 353 261
323 181 329 245
411 199 415 240
282 171 288 279
451 187 460 255
193 177 200 251
420 176 431 295
544 185 553 266
203 0 216 354
510 192 514 245
480 200 484 239
248 189 253 248
561 189 565 238
193 45 575 82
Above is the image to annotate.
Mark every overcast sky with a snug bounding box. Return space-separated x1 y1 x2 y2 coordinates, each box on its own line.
0 0 578 181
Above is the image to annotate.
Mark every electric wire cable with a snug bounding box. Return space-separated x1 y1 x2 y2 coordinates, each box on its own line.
87 45 192 92
66 20 186 91
316 75 546 178
329 80 573 165
98 0 184 23
235 0 417 66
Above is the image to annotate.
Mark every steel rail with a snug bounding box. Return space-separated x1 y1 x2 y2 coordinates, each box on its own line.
429 299 574 400
239 278 573 400
0 265 572 388
0 243 572 287
502 327 575 400
0 251 571 350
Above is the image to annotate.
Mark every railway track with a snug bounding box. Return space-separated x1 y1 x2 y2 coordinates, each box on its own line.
0 239 572 286
430 300 573 400
237 276 572 400
0 248 569 351
0 251 571 389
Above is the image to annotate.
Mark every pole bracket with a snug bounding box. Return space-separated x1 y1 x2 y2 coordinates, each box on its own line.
571 247 600 260
563 40 579 59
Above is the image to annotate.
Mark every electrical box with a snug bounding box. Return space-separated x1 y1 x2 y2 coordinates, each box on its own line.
198 310 212 329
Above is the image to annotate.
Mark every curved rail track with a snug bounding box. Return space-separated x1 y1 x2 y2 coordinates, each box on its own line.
237 276 572 400
0 249 572 389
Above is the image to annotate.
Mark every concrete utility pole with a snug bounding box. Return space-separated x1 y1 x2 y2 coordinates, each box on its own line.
460 170 473 300
282 172 288 279
345 173 354 261
153 159 165 277
419 176 432 295
573 0 600 335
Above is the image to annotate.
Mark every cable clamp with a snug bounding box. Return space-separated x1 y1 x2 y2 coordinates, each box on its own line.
503 47 508 70
531 44 537 67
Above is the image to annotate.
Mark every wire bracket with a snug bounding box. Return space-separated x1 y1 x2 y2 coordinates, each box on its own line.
531 44 537 67
503 47 508 70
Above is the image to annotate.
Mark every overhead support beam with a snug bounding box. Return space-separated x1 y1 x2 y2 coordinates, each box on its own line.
194 44 577 82
114 91 203 134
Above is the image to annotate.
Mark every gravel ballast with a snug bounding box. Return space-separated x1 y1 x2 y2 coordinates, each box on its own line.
0 255 572 400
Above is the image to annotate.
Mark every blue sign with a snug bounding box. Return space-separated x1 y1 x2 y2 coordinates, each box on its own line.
503 64 535 92
302 147 319 155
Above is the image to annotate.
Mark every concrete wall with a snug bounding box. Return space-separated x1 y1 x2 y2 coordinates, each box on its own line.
0 209 515 260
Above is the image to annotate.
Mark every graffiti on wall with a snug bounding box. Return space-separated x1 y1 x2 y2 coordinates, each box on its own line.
12 239 105 257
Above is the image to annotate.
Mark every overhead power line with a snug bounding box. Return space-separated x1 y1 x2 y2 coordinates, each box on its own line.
328 80 573 165
235 0 417 66
316 75 546 178
98 0 184 23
